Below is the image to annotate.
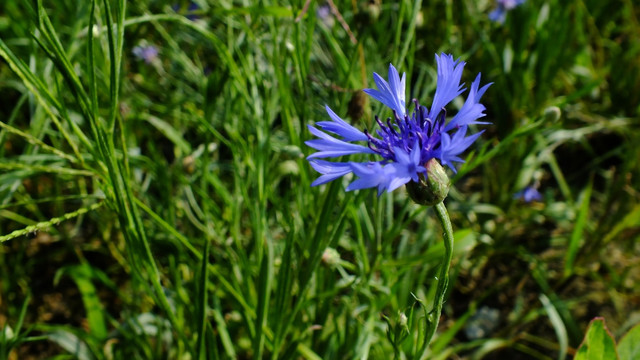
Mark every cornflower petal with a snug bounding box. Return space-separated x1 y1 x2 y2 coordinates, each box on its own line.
446 74 493 131
385 165 412 192
392 141 426 182
346 162 390 195
316 105 369 141
410 140 422 167
309 160 353 186
306 125 376 159
428 54 466 121
386 147 426 192
363 64 407 117
394 145 411 165
387 64 406 116
439 126 484 171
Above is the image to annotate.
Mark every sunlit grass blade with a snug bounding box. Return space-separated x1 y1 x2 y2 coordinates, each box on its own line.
564 178 593 277
0 202 103 243
253 239 274 360
0 163 94 176
195 239 210 360
539 294 568 360
54 265 108 341
0 37 87 161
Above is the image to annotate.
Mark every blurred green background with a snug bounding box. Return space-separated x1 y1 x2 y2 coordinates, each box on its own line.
0 0 639 359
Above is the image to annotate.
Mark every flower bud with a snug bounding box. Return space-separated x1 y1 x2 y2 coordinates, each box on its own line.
321 247 340 268
399 312 408 328
543 106 561 123
406 158 450 206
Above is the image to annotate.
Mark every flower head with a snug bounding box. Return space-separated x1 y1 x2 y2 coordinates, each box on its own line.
186 2 200 21
489 0 526 23
316 4 335 28
306 54 491 196
132 44 159 64
514 186 542 203
172 2 201 21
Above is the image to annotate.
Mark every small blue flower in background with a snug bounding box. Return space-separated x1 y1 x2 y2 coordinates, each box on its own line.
306 54 491 195
132 44 159 64
489 0 526 23
316 4 335 28
172 2 201 21
185 2 200 21
514 186 543 203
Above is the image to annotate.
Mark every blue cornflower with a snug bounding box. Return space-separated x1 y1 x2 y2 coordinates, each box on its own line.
185 2 200 21
306 54 491 195
514 186 543 203
172 2 201 21
489 0 526 23
132 44 159 64
316 4 335 28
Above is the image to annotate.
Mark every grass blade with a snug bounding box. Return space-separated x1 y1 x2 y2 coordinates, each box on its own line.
564 177 593 277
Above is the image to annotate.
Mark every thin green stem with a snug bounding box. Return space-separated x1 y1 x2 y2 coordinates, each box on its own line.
419 201 454 359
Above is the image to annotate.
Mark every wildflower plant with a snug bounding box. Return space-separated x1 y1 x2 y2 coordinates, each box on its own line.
515 185 543 202
306 54 491 354
307 53 490 203
489 0 526 23
132 44 159 64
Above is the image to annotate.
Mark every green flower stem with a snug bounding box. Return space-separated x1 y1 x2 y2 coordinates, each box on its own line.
419 201 454 359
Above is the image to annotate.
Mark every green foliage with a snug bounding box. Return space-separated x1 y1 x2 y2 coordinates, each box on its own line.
575 318 618 360
574 318 640 360
618 323 640 360
0 0 639 359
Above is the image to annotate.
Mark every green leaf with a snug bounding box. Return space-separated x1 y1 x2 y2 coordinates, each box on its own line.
574 318 619 360
565 178 593 276
429 303 476 355
56 265 108 340
195 240 211 360
539 294 568 360
143 115 192 156
46 329 95 360
618 323 640 360
253 239 274 360
603 203 640 245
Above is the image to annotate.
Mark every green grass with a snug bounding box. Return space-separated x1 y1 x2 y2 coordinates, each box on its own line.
0 0 639 359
